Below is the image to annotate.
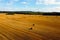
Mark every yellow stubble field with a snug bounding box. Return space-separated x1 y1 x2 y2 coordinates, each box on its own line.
0 13 60 40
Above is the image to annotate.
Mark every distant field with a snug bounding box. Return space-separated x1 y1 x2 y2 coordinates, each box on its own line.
0 13 60 40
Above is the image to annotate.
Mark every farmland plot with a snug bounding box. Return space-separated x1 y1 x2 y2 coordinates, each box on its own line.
0 14 60 40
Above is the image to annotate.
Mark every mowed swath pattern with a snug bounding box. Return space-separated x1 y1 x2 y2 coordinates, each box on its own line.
0 14 60 40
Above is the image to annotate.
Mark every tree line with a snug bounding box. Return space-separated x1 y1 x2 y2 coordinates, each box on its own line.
0 11 60 15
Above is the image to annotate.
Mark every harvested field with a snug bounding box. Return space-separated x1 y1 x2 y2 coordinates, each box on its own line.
0 13 60 40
